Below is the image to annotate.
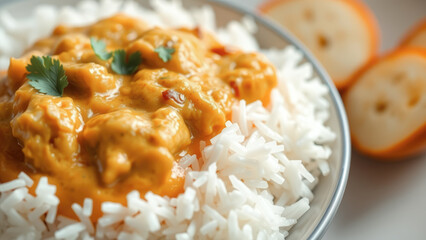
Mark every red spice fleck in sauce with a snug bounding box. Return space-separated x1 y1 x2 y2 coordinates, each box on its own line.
162 89 186 104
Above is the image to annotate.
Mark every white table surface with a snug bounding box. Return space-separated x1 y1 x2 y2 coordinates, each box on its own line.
228 0 426 239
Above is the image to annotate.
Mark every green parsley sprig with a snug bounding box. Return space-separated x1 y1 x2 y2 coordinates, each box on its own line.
111 50 142 75
154 46 175 62
90 37 112 60
90 38 142 75
26 56 68 97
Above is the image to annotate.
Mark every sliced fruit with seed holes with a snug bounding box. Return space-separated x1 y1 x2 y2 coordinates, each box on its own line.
344 48 426 160
400 18 426 49
259 0 379 90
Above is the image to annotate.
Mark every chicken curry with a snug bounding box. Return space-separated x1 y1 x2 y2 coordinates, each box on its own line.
0 15 277 220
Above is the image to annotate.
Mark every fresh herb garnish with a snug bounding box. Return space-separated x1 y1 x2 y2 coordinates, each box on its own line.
111 50 142 75
154 46 175 62
26 56 68 97
90 37 112 60
90 38 142 75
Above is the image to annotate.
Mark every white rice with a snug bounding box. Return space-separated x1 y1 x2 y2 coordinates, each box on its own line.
0 0 336 239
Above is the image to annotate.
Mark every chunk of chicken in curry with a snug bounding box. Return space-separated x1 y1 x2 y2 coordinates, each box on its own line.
0 14 277 220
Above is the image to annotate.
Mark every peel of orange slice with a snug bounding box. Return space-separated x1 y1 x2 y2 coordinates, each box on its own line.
400 18 426 49
344 48 426 160
259 0 380 90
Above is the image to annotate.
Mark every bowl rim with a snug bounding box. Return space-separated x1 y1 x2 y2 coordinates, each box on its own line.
0 0 351 239
205 0 351 239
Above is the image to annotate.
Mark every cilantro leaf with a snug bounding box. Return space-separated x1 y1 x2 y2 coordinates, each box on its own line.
111 50 142 75
90 37 112 60
90 38 142 75
26 56 68 97
154 46 175 62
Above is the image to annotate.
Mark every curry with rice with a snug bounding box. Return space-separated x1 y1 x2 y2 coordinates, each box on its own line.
0 14 277 221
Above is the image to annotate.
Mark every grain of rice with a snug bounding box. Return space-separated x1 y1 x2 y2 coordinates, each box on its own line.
1 188 26 211
71 202 94 234
54 222 86 239
18 172 34 187
97 214 124 228
46 206 58 224
176 232 191 240
0 179 26 192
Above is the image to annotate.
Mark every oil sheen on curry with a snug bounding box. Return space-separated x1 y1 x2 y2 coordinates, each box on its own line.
0 15 277 220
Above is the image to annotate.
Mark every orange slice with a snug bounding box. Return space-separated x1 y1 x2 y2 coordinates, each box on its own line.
400 18 426 49
259 0 380 90
344 48 426 160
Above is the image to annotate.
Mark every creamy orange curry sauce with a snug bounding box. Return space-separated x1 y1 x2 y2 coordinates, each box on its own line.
0 15 277 220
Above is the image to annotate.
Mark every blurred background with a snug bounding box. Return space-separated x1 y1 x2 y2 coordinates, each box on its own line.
226 0 426 239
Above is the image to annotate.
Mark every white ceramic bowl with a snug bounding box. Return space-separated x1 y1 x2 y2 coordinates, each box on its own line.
0 0 351 239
